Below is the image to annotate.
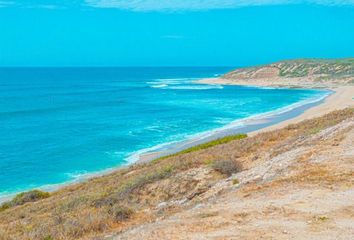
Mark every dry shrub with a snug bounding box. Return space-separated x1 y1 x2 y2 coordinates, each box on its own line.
0 230 12 240
108 205 134 222
212 160 242 176
59 196 90 212
61 212 109 239
117 165 174 199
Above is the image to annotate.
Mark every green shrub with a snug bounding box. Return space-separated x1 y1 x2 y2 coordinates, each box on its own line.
308 127 322 135
0 202 10 212
0 190 50 211
155 134 247 161
232 178 240 185
203 159 215 166
11 190 50 206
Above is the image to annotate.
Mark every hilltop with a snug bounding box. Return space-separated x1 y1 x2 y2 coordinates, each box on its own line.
200 58 354 88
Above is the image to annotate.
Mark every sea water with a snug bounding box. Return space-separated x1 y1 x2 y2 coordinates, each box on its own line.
0 67 328 198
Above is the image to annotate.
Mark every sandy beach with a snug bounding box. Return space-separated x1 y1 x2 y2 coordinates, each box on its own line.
250 85 354 135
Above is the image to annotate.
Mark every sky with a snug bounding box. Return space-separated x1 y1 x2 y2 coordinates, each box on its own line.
0 1 353 67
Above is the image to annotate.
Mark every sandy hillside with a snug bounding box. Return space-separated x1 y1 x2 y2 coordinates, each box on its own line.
199 58 354 88
112 110 354 240
1 108 353 240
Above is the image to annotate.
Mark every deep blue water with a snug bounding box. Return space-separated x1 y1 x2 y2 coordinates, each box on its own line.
0 67 327 197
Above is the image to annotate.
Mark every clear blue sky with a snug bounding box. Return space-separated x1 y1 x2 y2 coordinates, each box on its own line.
0 1 353 67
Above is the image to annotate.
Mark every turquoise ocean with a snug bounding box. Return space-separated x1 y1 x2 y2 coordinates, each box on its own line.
0 67 329 198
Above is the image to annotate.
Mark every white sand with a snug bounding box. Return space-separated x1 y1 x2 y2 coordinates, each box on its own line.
251 86 354 135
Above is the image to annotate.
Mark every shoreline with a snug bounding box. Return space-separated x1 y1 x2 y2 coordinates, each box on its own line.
137 81 353 162
1 80 353 204
136 88 332 162
249 85 354 135
197 77 354 135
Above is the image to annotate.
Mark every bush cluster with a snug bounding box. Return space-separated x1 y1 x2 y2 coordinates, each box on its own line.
0 190 50 212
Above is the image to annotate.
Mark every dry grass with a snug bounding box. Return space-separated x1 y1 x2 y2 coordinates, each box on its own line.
0 108 352 240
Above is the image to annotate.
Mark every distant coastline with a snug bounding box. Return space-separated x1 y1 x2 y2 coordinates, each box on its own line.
197 59 354 134
138 59 354 162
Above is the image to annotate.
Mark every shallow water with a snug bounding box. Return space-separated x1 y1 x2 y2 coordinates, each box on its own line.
0 67 327 197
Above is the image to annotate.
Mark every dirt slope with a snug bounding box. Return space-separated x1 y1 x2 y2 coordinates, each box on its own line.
112 111 354 240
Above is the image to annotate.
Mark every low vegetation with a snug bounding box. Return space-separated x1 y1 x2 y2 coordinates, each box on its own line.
223 58 354 80
0 190 50 212
109 205 134 222
0 108 352 240
212 159 242 176
277 59 354 78
155 134 247 161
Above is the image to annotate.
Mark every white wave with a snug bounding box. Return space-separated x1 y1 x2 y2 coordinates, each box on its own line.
147 77 200 87
165 84 224 90
151 84 168 88
154 77 200 81
65 170 89 179
125 139 181 163
213 117 233 124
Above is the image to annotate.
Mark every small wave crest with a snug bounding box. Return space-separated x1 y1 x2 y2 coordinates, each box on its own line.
150 84 168 88
166 85 223 90
147 77 223 90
